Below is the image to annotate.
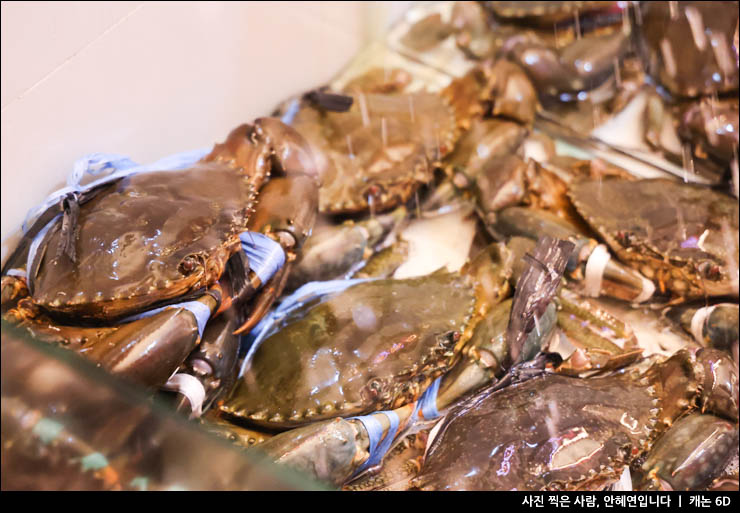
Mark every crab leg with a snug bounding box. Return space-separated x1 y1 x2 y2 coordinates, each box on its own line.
3 283 221 389
251 402 418 488
494 206 655 302
168 314 241 417
287 206 407 290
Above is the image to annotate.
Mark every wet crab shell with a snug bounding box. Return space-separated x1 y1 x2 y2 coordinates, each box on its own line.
28 120 314 322
29 164 256 321
567 178 740 300
485 1 622 29
220 271 481 428
414 349 705 491
413 373 660 491
289 92 458 215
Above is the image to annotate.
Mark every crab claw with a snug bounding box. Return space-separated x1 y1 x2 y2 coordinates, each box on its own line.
634 414 739 491
83 292 220 388
169 314 241 417
233 173 320 336
495 207 655 303
253 117 319 180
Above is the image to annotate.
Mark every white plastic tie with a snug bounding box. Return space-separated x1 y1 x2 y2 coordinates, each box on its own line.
690 305 717 344
26 214 61 277
612 466 633 491
583 244 611 297
162 373 206 418
632 275 656 304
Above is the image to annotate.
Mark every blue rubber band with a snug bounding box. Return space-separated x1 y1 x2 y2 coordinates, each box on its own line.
418 376 442 420
351 410 401 474
68 153 138 187
6 268 27 278
26 214 61 279
23 148 209 233
280 98 301 125
239 232 285 286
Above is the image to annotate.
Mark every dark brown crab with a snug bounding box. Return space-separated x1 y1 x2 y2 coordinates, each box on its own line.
568 178 739 301
282 72 458 215
24 119 317 325
3 119 319 388
413 347 738 491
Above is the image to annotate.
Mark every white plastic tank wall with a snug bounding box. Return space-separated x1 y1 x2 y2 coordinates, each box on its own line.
1 1 413 265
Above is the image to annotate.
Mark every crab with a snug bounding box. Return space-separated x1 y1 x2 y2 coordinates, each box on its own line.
21 119 316 324
478 1 629 101
2 118 320 389
483 2 624 31
214 237 571 487
633 412 739 491
439 148 657 304
568 178 739 301
412 346 738 490
285 206 408 293
219 270 487 428
280 73 458 215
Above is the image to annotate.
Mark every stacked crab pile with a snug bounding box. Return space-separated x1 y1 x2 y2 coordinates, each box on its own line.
1 1 738 492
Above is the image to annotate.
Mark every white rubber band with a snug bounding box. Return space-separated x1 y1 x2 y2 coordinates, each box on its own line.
162 373 206 418
690 305 717 344
632 275 656 304
583 244 611 298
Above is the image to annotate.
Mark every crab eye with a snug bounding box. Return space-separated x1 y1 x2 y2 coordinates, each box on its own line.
697 262 721 280
616 231 632 246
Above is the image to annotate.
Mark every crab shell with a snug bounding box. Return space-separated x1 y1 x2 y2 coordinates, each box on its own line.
485 1 622 29
289 91 458 215
29 120 314 322
413 350 703 491
568 178 740 300
220 271 486 429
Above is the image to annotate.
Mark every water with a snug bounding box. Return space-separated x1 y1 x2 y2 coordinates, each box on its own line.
668 1 679 20
346 134 355 160
659 38 677 78
681 143 695 182
359 93 370 127
685 6 707 51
